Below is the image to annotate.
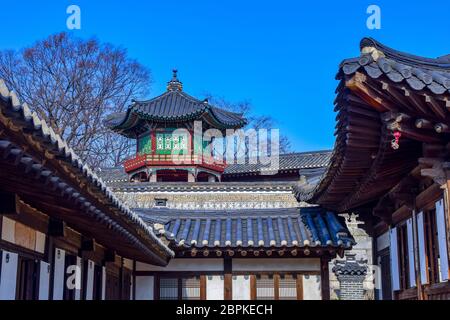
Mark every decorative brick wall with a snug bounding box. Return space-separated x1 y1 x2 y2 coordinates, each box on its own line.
337 275 366 300
332 253 368 300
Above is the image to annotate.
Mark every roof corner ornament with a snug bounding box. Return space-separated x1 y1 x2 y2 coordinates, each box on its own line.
167 69 183 91
361 46 385 62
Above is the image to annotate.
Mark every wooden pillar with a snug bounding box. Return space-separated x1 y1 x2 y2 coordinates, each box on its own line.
200 275 206 300
224 257 232 300
250 275 256 300
151 131 156 154
296 275 304 300
320 257 330 300
188 171 196 183
274 274 280 300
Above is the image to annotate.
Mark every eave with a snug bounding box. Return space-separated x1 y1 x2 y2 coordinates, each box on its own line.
0 79 174 265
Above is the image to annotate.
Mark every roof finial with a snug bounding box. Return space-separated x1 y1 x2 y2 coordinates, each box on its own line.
167 69 183 91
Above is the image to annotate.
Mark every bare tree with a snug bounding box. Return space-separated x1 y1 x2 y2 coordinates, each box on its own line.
0 32 151 168
204 94 292 155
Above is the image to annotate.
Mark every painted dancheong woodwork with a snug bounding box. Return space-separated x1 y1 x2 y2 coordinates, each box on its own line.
105 70 247 183
309 37 450 300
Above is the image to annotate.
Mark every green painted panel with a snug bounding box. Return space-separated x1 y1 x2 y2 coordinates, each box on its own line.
138 134 151 155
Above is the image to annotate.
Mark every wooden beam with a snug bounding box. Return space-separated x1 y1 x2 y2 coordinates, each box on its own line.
0 192 18 215
425 94 447 120
346 72 392 112
388 121 443 143
381 81 415 113
435 123 450 134
402 87 429 115
415 119 433 130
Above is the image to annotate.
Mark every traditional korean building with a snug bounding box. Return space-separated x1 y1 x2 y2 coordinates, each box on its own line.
0 80 173 300
307 38 450 300
98 72 357 300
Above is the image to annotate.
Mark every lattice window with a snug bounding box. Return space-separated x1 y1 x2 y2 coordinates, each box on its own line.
173 135 180 150
165 135 172 150
159 278 178 300
181 277 201 300
156 135 164 150
180 135 187 150
256 275 275 300
279 275 297 300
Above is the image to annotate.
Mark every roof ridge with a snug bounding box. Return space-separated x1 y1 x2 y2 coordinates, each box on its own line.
361 37 450 70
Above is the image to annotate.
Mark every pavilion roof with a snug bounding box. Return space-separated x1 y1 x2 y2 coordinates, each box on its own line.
105 70 247 136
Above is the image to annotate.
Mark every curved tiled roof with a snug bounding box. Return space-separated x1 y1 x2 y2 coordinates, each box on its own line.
340 37 450 95
130 91 246 126
0 79 173 263
223 150 332 175
309 38 450 210
96 150 332 184
138 207 354 250
105 72 247 135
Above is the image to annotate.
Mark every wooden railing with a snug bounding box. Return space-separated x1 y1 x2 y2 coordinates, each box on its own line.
124 153 227 173
424 282 450 300
395 282 450 300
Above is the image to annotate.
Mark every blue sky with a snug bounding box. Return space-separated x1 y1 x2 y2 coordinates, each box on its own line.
0 1 449 151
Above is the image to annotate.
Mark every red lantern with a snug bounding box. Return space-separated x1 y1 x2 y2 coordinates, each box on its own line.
391 131 401 149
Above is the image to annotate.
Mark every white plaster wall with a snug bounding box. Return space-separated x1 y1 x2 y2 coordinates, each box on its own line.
52 248 65 300
101 267 106 300
135 276 154 300
377 231 390 252
38 261 51 300
0 251 18 300
136 258 223 272
206 275 224 300
232 258 320 272
302 275 321 300
232 275 251 300
85 260 95 300
74 257 82 300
